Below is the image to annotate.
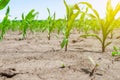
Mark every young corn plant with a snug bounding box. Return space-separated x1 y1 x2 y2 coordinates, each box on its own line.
88 56 99 77
61 0 80 51
55 19 66 35
111 46 120 61
80 0 120 52
20 9 39 39
43 8 56 40
10 18 21 31
0 7 10 40
39 20 47 32
112 46 120 57
77 8 89 34
0 0 10 40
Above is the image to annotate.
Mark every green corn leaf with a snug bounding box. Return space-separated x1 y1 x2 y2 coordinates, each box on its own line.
113 2 120 17
112 52 117 56
112 46 120 56
113 46 118 52
2 15 8 24
112 52 120 57
79 2 92 9
61 38 68 48
87 13 96 19
0 0 10 10
53 12 56 21
74 4 80 11
115 52 120 56
65 11 79 38
80 34 102 44
32 12 39 20
63 0 69 19
92 9 100 19
106 0 113 21
79 12 85 22
25 9 38 21
2 6 10 25
22 13 24 20
85 7 88 13
47 8 50 16
79 2 100 19
105 42 112 48
80 34 88 38
67 11 79 31
0 6 10 40
5 6 10 15
106 0 120 24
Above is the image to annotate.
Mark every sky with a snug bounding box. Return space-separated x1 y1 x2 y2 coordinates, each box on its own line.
0 0 120 20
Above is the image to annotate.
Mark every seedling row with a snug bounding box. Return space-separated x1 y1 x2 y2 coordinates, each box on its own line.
0 0 120 54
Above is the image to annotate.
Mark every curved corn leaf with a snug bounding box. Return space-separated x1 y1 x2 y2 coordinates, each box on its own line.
74 4 80 11
25 9 38 20
105 42 112 49
87 13 96 19
80 34 102 44
0 0 10 10
92 9 100 19
79 2 100 19
79 2 92 9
